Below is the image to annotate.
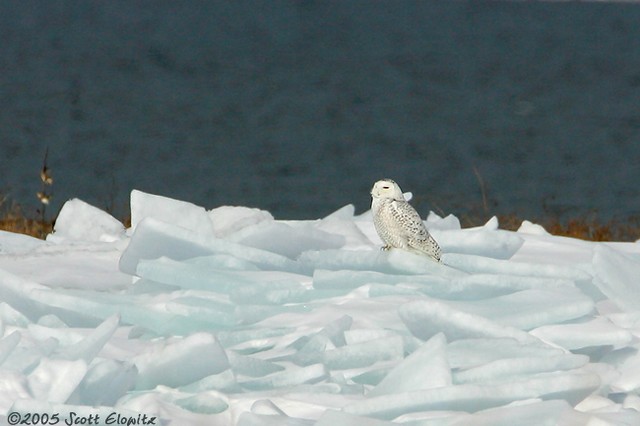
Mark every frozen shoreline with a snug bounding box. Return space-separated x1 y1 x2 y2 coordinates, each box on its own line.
0 190 639 424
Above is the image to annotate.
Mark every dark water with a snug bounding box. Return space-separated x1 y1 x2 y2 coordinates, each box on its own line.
2 1 640 221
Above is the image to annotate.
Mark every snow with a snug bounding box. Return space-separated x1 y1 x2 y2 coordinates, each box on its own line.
1 190 640 425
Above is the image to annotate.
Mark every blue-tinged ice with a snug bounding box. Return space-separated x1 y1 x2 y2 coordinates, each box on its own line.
67 359 137 406
453 353 589 385
228 352 285 378
444 253 593 281
27 358 87 403
435 227 524 260
344 370 600 420
530 317 633 350
239 363 328 391
120 217 303 275
49 198 125 243
368 333 450 397
323 335 404 370
593 244 640 312
130 189 216 236
0 331 20 365
447 338 566 370
444 287 594 330
228 221 345 259
399 298 538 343
315 410 395 425
209 205 274 238
134 332 229 390
58 314 120 362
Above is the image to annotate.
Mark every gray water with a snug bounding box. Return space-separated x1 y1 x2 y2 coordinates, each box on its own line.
2 1 639 221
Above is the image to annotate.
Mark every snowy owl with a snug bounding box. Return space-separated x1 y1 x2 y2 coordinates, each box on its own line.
370 179 441 262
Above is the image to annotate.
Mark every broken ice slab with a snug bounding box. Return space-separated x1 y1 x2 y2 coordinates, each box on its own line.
57 314 120 363
322 335 405 370
311 269 453 291
51 198 125 242
228 352 285 377
447 338 566 370
593 244 640 312
0 331 21 366
443 287 595 330
300 249 462 276
530 317 634 351
228 220 345 259
443 253 592 281
67 358 137 406
344 370 601 420
315 410 395 426
239 363 328 391
399 298 538 344
435 228 524 260
368 333 451 397
130 189 215 236
134 332 229 390
119 217 303 276
29 287 238 334
28 358 88 403
453 353 589 385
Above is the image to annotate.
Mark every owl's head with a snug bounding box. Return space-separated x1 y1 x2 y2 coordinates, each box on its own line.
371 179 405 201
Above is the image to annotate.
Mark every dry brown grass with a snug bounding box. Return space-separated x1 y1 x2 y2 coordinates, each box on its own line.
1 202 639 242
459 213 640 242
0 204 54 239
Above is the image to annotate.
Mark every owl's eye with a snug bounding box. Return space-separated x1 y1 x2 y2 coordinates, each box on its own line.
382 186 390 190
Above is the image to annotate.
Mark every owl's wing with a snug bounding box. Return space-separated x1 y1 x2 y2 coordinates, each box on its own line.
389 200 430 239
390 200 441 261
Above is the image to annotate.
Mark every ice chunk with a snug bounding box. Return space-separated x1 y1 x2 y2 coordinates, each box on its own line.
134 332 229 390
229 221 345 259
453 353 589 385
530 317 633 350
0 331 21 365
315 410 394 426
209 205 274 238
68 359 137 406
240 364 328 391
119 217 303 276
58 314 120 362
312 269 458 293
0 370 30 412
444 253 592 281
434 228 524 260
316 210 373 250
438 274 577 301
447 338 566 370
446 287 594 330
517 220 551 236
323 335 404 370
300 249 460 276
426 212 462 231
399 298 538 344
228 353 285 377
369 333 450 397
344 370 600 420
28 358 87 403
49 198 125 242
446 399 588 426
130 189 216 236
593 244 640 312
0 230 46 254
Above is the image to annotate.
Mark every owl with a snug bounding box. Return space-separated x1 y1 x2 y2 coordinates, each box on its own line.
370 179 441 262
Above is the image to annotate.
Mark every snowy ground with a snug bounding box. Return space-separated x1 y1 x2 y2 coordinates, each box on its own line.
0 190 639 425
